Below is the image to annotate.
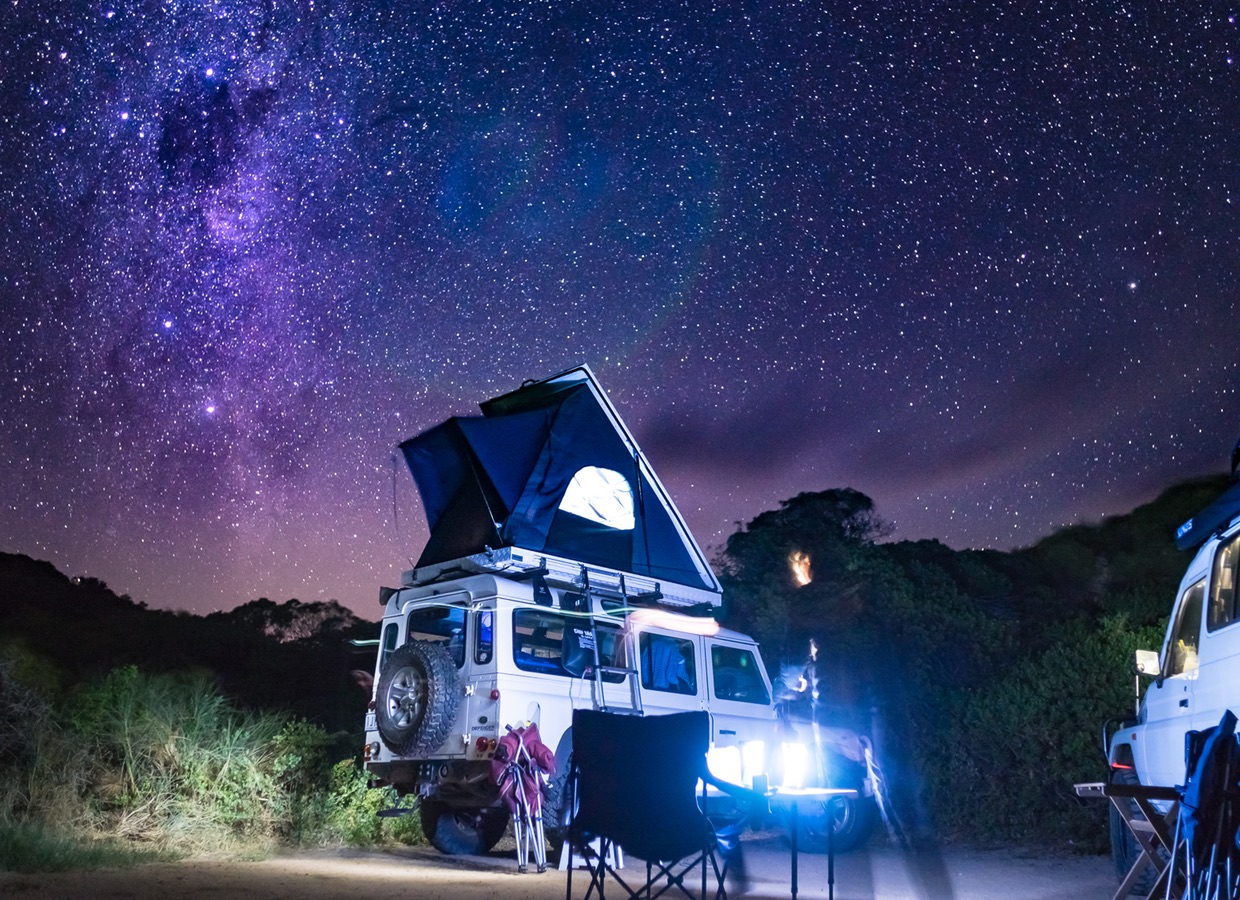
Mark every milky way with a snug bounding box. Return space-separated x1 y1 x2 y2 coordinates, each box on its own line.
3 1 1239 615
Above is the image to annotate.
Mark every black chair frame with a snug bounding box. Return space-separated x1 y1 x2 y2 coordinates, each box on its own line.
562 709 761 900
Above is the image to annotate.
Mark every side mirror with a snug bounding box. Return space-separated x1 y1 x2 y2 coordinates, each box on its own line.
1135 649 1161 677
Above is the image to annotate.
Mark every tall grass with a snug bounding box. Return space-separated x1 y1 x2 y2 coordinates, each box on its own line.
0 653 91 833
67 666 295 850
0 821 168 873
0 655 424 871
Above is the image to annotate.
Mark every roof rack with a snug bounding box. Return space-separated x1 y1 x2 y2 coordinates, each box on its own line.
404 545 721 611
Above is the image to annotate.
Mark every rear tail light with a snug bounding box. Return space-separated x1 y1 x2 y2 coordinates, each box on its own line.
476 737 489 752
490 689 501 701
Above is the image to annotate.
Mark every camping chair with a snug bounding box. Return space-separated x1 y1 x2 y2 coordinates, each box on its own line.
563 709 762 900
493 721 556 873
1172 710 1240 900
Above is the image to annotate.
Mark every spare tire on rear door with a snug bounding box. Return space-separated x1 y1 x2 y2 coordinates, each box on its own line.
375 640 460 755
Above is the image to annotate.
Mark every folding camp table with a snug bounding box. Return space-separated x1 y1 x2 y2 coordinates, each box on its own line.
766 787 859 900
1074 781 1182 900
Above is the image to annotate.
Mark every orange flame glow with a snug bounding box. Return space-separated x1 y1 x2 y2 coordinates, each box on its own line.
788 550 812 586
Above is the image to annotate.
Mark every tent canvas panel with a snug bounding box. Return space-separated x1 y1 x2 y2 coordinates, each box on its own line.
456 408 557 515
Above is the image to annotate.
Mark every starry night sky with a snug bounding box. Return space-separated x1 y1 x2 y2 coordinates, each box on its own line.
3 1 1238 616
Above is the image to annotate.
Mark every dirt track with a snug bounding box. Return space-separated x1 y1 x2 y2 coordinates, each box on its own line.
0 837 1119 900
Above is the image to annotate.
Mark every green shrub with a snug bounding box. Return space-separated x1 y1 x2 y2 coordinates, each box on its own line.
0 644 427 865
924 614 1165 846
323 759 422 846
270 719 338 843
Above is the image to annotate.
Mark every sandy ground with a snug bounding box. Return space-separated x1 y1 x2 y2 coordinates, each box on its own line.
0 836 1120 900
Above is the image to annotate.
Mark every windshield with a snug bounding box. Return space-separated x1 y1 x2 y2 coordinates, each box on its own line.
711 644 770 704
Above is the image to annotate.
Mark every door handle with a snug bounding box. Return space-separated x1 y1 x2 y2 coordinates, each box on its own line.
1179 699 1189 708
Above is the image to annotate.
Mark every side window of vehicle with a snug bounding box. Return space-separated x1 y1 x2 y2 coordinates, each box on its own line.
475 610 494 665
1164 579 1206 677
407 605 467 668
640 633 697 695
710 645 770 704
513 609 624 682
1209 536 1240 632
380 622 399 670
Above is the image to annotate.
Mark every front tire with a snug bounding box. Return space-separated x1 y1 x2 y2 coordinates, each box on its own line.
421 800 509 855
788 794 877 854
542 760 571 859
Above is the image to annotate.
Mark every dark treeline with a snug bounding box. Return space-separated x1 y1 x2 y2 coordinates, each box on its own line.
0 554 377 737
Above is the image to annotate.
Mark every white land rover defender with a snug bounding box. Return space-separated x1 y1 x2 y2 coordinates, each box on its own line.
362 366 876 856
1106 465 1240 883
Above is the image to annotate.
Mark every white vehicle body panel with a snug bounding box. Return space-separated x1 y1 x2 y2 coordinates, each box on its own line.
364 571 778 788
1112 514 1240 789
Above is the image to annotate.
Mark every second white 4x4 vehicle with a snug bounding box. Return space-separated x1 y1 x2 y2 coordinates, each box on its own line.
1107 464 1240 881
362 366 877 855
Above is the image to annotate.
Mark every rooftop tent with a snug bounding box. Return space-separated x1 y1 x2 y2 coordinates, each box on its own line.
399 367 720 595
